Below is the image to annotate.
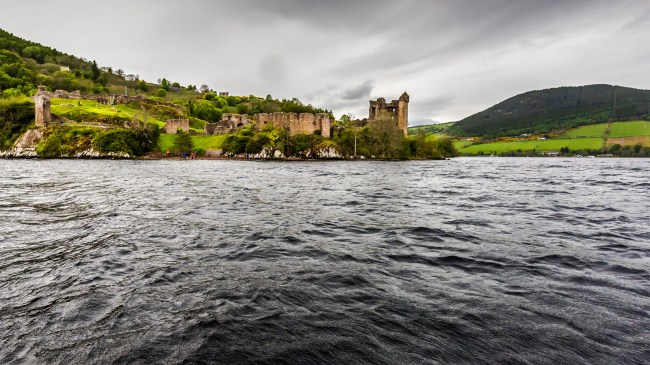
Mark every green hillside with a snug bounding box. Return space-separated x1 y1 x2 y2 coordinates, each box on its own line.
408 122 454 135
448 85 650 138
0 27 340 157
455 120 650 156
0 27 333 122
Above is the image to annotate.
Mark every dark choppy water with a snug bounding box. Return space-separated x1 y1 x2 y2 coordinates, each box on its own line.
1 158 649 364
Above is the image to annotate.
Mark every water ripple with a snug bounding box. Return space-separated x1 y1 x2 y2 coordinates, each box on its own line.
1 158 649 364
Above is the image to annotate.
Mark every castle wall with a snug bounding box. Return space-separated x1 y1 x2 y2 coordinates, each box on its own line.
205 112 331 137
162 119 190 134
222 113 251 128
40 89 180 111
397 99 408 135
205 123 231 135
316 114 331 138
34 89 51 127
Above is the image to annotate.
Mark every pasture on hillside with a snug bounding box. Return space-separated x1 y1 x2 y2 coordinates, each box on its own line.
608 121 650 137
560 123 609 138
458 138 604 154
158 134 226 153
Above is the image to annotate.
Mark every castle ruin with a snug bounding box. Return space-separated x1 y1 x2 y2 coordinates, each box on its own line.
34 87 51 127
162 119 190 134
36 88 182 111
369 92 409 136
205 112 331 138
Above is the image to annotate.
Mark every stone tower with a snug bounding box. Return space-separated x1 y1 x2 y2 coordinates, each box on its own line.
34 86 51 127
368 92 409 136
397 92 409 135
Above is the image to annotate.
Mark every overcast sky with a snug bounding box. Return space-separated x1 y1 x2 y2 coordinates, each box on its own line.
2 0 649 124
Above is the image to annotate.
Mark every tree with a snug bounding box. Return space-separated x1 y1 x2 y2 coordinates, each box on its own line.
91 60 100 80
138 80 148 92
22 46 46 63
161 78 170 91
370 112 403 159
200 84 210 93
173 132 193 154
236 103 249 114
191 100 222 122
340 113 355 125
156 89 167 98
95 73 108 86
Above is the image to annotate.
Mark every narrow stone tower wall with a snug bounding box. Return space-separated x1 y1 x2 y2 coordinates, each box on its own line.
34 86 51 127
397 92 409 136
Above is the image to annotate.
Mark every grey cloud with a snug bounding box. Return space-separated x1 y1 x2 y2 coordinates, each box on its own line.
259 54 288 83
341 80 375 100
408 96 455 126
0 0 648 124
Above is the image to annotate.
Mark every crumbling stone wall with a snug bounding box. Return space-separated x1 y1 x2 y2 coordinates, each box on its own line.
255 112 331 137
40 89 180 111
369 92 409 136
205 123 229 135
204 112 330 137
34 87 51 127
162 119 190 134
222 114 251 128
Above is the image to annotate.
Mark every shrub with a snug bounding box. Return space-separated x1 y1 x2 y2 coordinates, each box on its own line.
92 123 159 156
37 127 97 157
173 131 193 154
0 98 34 150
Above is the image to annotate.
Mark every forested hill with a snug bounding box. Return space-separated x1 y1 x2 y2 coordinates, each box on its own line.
448 84 650 137
0 27 333 121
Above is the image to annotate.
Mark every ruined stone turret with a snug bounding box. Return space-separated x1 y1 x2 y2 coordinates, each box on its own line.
34 86 51 127
369 92 409 136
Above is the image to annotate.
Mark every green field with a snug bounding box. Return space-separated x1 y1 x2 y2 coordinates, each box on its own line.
409 122 454 135
560 123 609 138
158 134 176 152
424 133 448 141
455 120 650 154
458 138 604 154
454 140 474 150
609 121 650 137
51 99 166 127
191 135 227 150
158 134 226 152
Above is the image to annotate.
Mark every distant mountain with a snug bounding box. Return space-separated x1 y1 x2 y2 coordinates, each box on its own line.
448 84 650 137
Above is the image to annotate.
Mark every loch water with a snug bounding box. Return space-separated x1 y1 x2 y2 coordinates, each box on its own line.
0 158 648 364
